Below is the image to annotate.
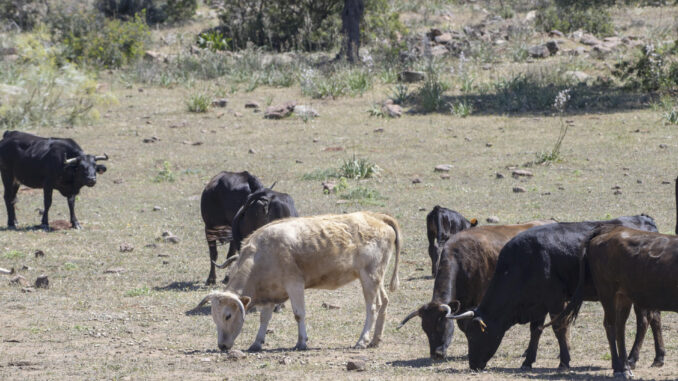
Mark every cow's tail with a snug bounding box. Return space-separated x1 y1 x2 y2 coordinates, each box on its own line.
378 213 401 292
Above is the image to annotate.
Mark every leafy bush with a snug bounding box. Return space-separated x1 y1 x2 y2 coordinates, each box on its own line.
450 100 473 117
96 0 196 24
186 93 210 113
390 84 409 104
339 155 380 179
197 30 230 52
536 4 614 36
57 11 149 68
0 0 48 31
613 43 678 92
416 60 450 113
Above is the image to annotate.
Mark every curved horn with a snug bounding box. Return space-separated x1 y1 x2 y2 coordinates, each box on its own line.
268 181 277 190
397 307 422 330
64 157 78 165
94 153 109 161
234 296 246 319
447 310 475 320
440 304 451 317
213 255 239 269
195 294 213 310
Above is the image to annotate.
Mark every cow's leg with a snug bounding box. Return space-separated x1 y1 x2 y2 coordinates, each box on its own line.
615 295 633 378
355 270 379 349
40 187 53 230
628 305 648 369
206 239 218 285
285 280 308 350
648 310 665 367
368 284 389 348
551 311 572 369
1 171 18 228
601 298 625 377
67 195 81 229
520 314 546 369
248 304 274 352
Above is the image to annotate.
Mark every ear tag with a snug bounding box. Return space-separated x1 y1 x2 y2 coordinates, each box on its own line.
479 320 487 333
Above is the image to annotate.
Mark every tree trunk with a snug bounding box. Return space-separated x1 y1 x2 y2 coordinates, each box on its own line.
339 0 364 63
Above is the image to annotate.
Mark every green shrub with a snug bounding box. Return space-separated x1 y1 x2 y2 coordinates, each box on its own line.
96 0 196 24
197 30 230 52
390 84 409 104
58 11 149 68
450 100 473 117
186 93 210 113
417 60 450 113
536 4 614 36
0 0 48 31
613 43 678 92
153 161 175 182
339 155 380 179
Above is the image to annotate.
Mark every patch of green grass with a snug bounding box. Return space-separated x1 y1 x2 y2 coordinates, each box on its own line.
153 161 175 183
368 103 385 118
338 156 380 179
186 93 210 113
390 84 409 105
664 108 678 125
301 168 339 181
339 186 387 206
451 100 473 117
124 286 151 297
63 262 78 270
3 250 25 260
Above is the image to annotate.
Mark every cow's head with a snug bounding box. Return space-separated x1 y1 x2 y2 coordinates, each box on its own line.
399 301 461 359
195 291 250 351
448 309 504 370
64 153 108 187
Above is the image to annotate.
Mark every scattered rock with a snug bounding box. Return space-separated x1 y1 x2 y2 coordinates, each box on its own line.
347 360 366 372
496 172 505 179
373 128 384 133
21 287 35 293
430 45 448 57
411 178 422 184
637 179 643 184
398 71 425 83
592 44 613 58
9 275 29 287
158 253 170 258
524 10 537 22
611 185 621 190
233 111 243 117
440 174 450 179
295 160 303 164
35 275 49 289
161 231 180 244
434 164 453 172
322 302 340 310
226 349 246 360
580 33 602 46
486 216 500 223
435 33 453 44
427 28 442 40
662 181 671 185
244 101 260 109
614 190 622 195
152 206 162 211
20 265 31 271
295 105 319 118
322 181 336 194
528 44 550 58
279 356 292 365
264 101 296 119
512 169 533 178
143 136 159 143
513 186 526 193
382 103 402 118
104 267 126 274
113 179 124 184
119 244 134 253
323 146 344 152
248 148 256 154
564 70 591 83
211 98 228 108
486 143 493 147
144 50 166 63
549 30 564 38
34 250 45 258
659 144 667 149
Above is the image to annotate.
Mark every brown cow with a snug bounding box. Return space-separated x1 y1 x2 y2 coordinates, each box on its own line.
398 220 555 361
558 224 677 378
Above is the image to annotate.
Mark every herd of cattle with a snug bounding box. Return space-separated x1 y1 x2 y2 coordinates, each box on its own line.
1 130 677 378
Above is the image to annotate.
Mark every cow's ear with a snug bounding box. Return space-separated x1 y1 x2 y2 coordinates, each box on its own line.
469 218 478 227
96 164 107 174
239 296 251 310
448 300 461 314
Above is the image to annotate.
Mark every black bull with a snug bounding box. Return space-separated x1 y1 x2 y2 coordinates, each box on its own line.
426 205 477 277
447 215 665 371
0 131 108 230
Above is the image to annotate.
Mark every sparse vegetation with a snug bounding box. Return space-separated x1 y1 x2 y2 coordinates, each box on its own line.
536 88 571 164
450 99 473 117
153 161 175 182
417 59 449 113
185 93 210 113
390 84 409 105
338 155 380 179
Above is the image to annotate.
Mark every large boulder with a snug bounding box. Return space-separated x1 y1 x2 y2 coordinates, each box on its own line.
398 71 425 83
528 44 550 58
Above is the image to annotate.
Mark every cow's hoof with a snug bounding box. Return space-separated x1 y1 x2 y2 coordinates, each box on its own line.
353 342 367 350
205 278 216 286
247 343 262 352
71 222 82 230
293 343 308 351
367 340 380 348
520 363 532 371
7 225 17 230
628 359 637 370
558 362 570 370
651 359 664 368
613 370 633 379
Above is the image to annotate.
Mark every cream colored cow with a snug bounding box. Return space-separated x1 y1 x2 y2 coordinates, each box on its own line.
196 211 401 352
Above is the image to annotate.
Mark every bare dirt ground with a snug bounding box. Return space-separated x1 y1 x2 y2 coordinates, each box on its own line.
2 3 678 380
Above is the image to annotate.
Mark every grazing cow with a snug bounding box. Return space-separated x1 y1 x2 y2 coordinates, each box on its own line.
0 131 108 230
195 211 401 351
556 225 678 378
426 205 478 277
230 187 298 253
447 215 664 371
200 171 264 285
398 220 555 360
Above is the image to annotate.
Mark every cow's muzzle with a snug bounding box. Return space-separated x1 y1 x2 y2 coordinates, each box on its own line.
86 177 96 187
218 343 231 351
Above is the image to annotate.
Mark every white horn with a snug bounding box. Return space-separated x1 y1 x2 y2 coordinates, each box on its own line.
440 304 451 316
397 307 422 330
64 157 78 165
447 310 475 320
213 255 239 269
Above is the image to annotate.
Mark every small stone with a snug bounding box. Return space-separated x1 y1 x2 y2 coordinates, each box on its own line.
374 128 384 133
549 30 564 37
662 181 671 185
637 180 643 184
20 265 31 271
142 136 159 143
528 44 550 58
611 185 621 190
382 103 402 118
486 216 500 223
35 275 49 288
165 236 180 244
513 186 526 193
564 70 591 83
512 169 533 178
322 302 340 310
226 349 246 360
153 206 162 211
434 164 453 172
200 357 211 362
244 101 260 109
192 141 203 146
347 360 366 371
264 101 296 119
9 275 29 287
659 144 667 149
295 105 319 118
158 253 170 258
104 267 126 274
248 148 256 154
34 250 45 258
234 112 243 117
113 179 124 184
486 143 493 147
496 173 505 179
411 178 422 184
440 174 450 179
614 190 622 195
211 98 228 108
119 244 134 253
279 356 292 365
295 160 303 164
21 287 35 293
418 207 426 211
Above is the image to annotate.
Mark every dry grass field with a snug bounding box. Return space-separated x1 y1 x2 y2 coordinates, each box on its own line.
1 2 678 380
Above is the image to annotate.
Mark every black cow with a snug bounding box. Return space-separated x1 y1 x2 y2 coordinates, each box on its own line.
200 171 264 285
447 215 665 371
426 205 477 277
0 131 108 230
398 220 554 360
229 188 298 253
